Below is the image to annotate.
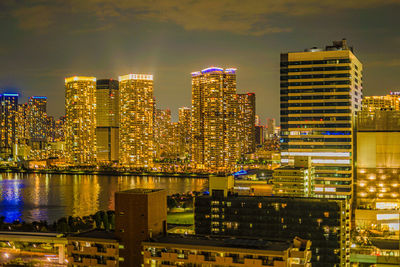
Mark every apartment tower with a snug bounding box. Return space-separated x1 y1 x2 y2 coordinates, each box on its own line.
280 39 363 198
96 79 119 163
237 93 256 155
119 74 154 167
65 76 97 165
191 67 239 171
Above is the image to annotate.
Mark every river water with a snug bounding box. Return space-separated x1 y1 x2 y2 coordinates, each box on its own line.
0 172 208 223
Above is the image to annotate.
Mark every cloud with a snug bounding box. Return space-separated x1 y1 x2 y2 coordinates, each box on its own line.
8 0 400 35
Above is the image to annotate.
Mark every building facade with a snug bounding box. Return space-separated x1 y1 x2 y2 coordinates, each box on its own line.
191 67 239 171
0 93 19 159
154 108 172 160
96 79 119 163
237 93 256 155
362 92 400 113
65 76 97 165
119 74 154 167
178 107 191 159
195 194 350 267
280 39 363 198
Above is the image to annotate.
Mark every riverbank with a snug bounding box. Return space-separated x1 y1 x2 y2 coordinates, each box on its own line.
0 167 211 178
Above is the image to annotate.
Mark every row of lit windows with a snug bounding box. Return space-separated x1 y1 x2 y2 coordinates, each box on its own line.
281 66 351 73
280 73 351 80
281 80 351 87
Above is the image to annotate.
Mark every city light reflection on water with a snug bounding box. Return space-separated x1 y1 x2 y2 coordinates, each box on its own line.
0 173 207 223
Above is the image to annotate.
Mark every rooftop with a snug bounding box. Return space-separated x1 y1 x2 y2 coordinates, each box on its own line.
144 234 293 252
68 229 117 241
117 188 164 194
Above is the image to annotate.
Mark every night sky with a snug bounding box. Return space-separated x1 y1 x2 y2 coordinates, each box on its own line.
0 0 399 123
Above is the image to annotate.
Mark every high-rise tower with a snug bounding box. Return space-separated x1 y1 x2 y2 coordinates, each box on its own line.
237 93 256 155
119 74 154 167
96 79 119 163
0 93 19 158
191 67 239 171
65 76 97 165
280 39 362 198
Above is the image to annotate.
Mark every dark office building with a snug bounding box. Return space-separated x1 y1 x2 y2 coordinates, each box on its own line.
0 93 18 158
195 195 350 267
255 125 264 146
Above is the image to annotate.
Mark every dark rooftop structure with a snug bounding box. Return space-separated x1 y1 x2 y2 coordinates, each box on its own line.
68 229 118 241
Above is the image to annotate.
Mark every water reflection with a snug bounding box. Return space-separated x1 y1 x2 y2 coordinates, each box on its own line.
0 173 207 223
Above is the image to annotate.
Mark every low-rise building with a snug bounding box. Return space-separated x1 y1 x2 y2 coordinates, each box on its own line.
142 235 311 267
66 230 121 266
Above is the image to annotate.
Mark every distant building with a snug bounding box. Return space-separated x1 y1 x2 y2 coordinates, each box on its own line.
237 93 256 155
266 118 276 139
191 67 239 170
119 74 154 167
0 93 19 159
67 229 120 266
65 76 97 165
115 189 167 267
143 235 312 267
255 125 264 146
54 116 65 142
27 96 48 158
273 156 315 197
178 107 191 159
362 92 400 113
96 79 119 163
154 108 172 159
280 39 362 198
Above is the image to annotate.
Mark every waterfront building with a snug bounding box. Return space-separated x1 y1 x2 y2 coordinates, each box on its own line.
16 103 29 145
54 116 66 142
191 67 239 171
272 156 315 197
96 79 119 163
65 76 97 165
27 96 48 158
237 93 256 155
143 235 312 267
195 190 350 266
280 39 363 198
178 107 191 159
0 93 18 159
362 92 400 113
67 229 120 266
115 189 167 267
46 116 55 142
255 125 264 146
154 108 172 160
119 74 154 167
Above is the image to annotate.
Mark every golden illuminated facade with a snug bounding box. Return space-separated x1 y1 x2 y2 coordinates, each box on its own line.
65 76 97 165
119 74 154 167
154 108 172 159
0 93 18 158
280 39 363 198
237 93 256 155
362 92 400 113
27 96 48 160
356 110 400 209
191 67 239 170
178 107 191 159
96 79 119 163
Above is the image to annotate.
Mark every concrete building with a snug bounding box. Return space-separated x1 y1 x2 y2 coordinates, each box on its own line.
255 125 264 146
280 39 363 198
96 79 119 163
272 156 315 197
65 76 97 165
362 92 400 113
178 107 191 159
154 108 172 160
67 229 120 266
266 118 276 139
119 74 154 167
237 93 256 155
143 235 312 267
115 189 167 267
191 67 239 171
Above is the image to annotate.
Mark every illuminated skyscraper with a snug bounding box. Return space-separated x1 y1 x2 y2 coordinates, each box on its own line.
280 39 362 198
96 79 119 163
191 67 239 170
28 96 48 147
16 103 29 144
119 74 154 167
154 108 172 159
237 93 256 155
266 118 276 139
0 93 18 158
178 107 191 159
65 76 97 165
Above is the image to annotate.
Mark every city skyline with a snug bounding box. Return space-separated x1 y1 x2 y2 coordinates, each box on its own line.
0 1 399 121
